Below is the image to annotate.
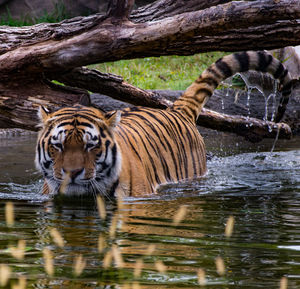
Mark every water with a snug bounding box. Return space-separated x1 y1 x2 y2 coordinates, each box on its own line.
235 72 280 122
221 72 283 124
0 132 299 288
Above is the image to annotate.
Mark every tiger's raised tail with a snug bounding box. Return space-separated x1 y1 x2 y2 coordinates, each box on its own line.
173 51 292 123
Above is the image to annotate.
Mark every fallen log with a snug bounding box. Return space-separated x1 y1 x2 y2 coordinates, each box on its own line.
0 80 90 131
52 67 293 142
198 109 292 142
0 63 293 141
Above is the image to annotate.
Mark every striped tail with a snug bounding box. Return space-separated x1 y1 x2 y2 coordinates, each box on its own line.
173 51 292 123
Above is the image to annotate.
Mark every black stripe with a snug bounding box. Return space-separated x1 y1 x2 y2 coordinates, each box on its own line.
111 144 117 167
123 112 168 151
43 122 55 139
181 107 196 122
196 88 213 97
117 126 142 162
108 179 119 196
57 121 73 128
131 113 174 181
166 112 190 179
234 52 249 72
123 109 180 181
196 77 219 88
274 62 284 79
54 108 99 118
180 98 198 121
279 68 288 81
104 140 111 162
158 111 184 179
258 51 273 72
215 58 232 78
124 121 162 185
76 121 93 128
182 97 199 107
37 143 41 163
42 138 51 164
157 111 184 180
172 110 199 176
144 110 181 180
54 114 97 127
206 67 222 79
175 109 200 176
44 161 52 169
282 82 292 96
99 127 107 138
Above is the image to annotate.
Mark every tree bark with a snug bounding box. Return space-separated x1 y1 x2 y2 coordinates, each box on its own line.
0 80 90 131
52 67 293 142
131 0 232 22
107 0 135 21
198 109 292 143
52 67 173 109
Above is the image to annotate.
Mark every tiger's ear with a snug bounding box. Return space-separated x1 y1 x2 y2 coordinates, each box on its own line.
105 110 121 130
38 106 51 123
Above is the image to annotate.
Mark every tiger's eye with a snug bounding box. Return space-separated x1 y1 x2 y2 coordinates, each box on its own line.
54 143 63 151
86 143 95 150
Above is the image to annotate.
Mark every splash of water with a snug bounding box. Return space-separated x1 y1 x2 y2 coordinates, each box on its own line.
234 71 278 122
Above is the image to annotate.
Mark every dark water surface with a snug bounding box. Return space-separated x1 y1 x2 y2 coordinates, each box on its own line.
0 132 299 288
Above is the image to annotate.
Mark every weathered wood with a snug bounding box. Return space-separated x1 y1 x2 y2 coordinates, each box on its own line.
107 0 135 21
50 67 172 109
0 80 90 131
52 67 293 142
131 0 232 22
0 62 293 141
198 109 292 143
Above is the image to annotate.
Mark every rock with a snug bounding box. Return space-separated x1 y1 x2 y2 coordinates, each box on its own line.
271 46 300 79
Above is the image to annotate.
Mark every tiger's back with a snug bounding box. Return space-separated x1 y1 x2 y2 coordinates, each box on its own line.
116 107 206 195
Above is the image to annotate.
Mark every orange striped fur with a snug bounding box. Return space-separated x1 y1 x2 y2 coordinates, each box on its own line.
35 51 292 197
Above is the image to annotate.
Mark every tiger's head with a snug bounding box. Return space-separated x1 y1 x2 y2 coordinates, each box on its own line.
35 105 121 197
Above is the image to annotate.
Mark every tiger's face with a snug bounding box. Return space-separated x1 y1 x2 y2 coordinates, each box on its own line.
35 105 121 197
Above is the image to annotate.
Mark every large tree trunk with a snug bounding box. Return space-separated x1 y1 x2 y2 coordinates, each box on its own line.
0 0 299 139
1 0 300 75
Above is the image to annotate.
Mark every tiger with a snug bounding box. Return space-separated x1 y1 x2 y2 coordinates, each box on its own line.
35 51 292 197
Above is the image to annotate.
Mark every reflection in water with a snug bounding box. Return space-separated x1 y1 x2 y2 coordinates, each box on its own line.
0 134 299 288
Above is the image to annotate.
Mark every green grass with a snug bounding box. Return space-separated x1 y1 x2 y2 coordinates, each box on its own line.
0 2 71 26
92 52 227 91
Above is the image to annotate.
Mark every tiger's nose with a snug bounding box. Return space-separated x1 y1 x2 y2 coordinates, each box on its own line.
63 168 84 180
